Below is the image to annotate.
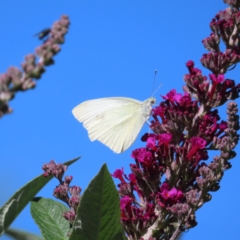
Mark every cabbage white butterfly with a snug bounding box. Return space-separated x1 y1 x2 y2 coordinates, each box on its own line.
72 97 156 153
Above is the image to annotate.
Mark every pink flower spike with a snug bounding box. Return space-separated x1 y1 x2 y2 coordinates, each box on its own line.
160 189 171 200
157 133 172 146
186 60 202 75
129 173 136 184
190 137 207 149
162 89 182 103
146 136 156 149
160 185 183 202
186 60 194 68
218 121 227 131
152 105 165 118
160 182 170 191
209 73 224 83
187 137 207 160
69 186 81 196
131 148 153 164
63 209 76 223
120 196 132 210
112 168 125 183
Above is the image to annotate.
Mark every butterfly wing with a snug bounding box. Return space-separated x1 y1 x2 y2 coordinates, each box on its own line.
72 97 150 153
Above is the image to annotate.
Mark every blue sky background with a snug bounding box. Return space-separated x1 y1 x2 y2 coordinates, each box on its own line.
0 1 239 239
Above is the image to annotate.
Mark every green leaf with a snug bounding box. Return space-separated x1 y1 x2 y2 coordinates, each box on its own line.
4 228 44 240
69 164 126 240
0 157 80 236
31 198 70 240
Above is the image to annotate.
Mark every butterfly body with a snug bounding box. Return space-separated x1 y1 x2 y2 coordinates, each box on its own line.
72 97 156 153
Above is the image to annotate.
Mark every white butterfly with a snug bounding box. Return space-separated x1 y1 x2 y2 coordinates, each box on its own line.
72 97 156 153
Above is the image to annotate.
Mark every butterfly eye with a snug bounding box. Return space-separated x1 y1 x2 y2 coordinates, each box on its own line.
151 98 156 104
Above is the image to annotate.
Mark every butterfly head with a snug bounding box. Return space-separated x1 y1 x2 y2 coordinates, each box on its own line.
148 97 156 105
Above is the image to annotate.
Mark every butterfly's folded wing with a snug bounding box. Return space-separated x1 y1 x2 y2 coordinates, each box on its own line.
72 97 147 153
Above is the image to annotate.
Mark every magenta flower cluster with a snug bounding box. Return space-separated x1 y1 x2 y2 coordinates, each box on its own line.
42 160 81 225
112 2 240 239
0 15 70 117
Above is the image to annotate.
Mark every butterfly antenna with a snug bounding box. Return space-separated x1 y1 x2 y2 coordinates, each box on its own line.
152 83 162 97
151 69 162 97
151 69 157 97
